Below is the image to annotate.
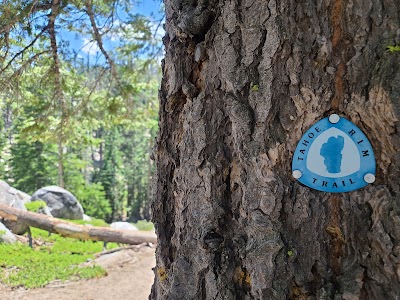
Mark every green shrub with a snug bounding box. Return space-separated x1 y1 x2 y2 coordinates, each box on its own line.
133 220 154 231
62 153 111 220
0 243 105 288
25 200 47 212
68 218 109 227
0 228 117 288
70 182 111 220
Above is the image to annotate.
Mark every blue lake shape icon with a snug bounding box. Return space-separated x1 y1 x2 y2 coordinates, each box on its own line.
306 128 361 178
292 116 375 193
320 136 344 173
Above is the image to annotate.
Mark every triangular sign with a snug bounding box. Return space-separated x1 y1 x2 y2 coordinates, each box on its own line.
292 114 376 193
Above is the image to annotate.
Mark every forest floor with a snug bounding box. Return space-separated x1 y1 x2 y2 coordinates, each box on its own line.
0 247 156 300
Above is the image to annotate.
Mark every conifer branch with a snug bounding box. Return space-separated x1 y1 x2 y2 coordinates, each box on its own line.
0 25 48 73
85 0 121 85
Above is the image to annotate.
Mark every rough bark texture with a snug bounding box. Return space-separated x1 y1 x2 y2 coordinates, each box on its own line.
0 205 157 245
151 0 400 299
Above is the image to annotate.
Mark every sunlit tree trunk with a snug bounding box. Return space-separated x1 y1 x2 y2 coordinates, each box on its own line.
151 0 400 299
49 0 65 188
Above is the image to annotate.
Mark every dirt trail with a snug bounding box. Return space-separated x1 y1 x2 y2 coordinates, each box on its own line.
0 247 156 300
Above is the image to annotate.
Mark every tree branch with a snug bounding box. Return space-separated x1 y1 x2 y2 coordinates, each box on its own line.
85 0 120 84
29 1 52 14
7 50 52 82
0 25 48 73
48 0 62 104
0 25 11 67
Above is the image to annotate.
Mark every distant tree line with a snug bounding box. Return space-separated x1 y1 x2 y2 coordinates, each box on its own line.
0 0 163 222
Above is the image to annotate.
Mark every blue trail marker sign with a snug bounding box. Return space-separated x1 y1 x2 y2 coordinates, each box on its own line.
292 114 376 193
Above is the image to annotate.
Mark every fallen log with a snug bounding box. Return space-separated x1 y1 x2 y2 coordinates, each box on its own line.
0 204 157 245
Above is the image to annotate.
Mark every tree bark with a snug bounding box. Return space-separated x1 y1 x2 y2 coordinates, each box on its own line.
151 0 400 299
48 0 65 188
0 205 156 245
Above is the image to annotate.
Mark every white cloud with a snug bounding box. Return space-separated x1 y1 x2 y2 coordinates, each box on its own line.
81 38 100 55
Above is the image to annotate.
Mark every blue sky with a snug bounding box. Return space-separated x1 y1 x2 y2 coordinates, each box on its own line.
136 0 164 18
65 0 164 61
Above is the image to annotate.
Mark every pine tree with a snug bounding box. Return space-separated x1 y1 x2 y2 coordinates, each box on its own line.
93 127 123 222
9 140 58 194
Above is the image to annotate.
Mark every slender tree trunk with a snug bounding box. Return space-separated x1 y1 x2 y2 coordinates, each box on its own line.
5 102 12 132
57 139 64 188
151 0 400 299
127 179 137 221
48 0 65 188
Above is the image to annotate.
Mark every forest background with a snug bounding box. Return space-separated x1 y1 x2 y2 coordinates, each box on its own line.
0 0 163 223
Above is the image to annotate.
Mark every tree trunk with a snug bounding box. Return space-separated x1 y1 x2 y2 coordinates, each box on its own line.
48 0 66 189
0 205 157 245
57 139 65 188
151 0 400 299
